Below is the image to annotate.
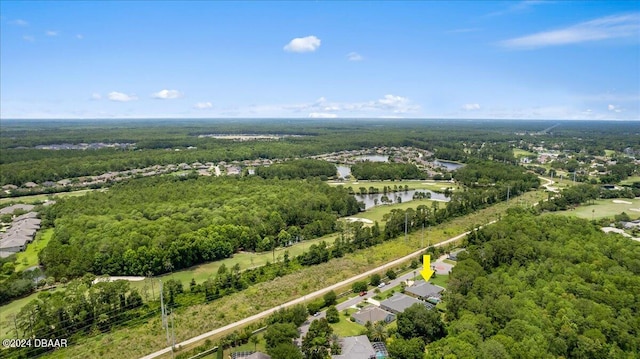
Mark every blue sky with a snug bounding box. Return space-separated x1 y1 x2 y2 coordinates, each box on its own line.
1 1 638 120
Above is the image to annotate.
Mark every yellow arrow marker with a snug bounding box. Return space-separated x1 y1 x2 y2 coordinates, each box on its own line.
420 254 435 281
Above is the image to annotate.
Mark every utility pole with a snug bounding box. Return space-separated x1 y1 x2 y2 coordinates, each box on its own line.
160 280 171 348
421 223 424 248
573 171 576 183
507 186 510 202
171 310 176 357
404 212 408 242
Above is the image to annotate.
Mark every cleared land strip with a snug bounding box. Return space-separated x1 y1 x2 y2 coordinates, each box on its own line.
140 221 495 359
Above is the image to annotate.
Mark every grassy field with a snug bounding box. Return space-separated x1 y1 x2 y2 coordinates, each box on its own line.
513 148 536 158
0 189 100 204
349 199 436 224
130 234 340 294
621 176 640 185
553 198 640 220
604 150 616 156
0 286 64 339
14 228 53 271
330 316 365 337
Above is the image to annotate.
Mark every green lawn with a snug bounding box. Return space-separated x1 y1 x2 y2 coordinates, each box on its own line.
621 176 640 185
331 316 365 337
513 148 536 158
130 233 340 293
0 189 100 204
554 198 640 220
348 198 438 224
14 228 53 272
0 287 63 339
428 273 450 289
604 150 616 156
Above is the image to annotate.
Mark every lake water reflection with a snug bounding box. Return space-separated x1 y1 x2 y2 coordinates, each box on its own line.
354 189 450 210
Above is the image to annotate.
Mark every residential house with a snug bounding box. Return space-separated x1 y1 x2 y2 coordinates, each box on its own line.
332 335 388 359
404 280 444 301
379 293 433 314
351 306 395 325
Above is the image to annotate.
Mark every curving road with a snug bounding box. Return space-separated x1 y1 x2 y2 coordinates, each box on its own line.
140 222 493 359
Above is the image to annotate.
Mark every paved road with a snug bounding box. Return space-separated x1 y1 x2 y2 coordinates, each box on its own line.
140 223 491 359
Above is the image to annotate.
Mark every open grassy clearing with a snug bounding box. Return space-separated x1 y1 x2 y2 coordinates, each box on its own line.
0 189 101 204
553 198 640 220
349 199 436 224
621 176 640 185
330 316 365 337
0 287 64 339
604 149 616 156
130 233 340 293
42 189 548 359
14 228 53 272
513 148 536 158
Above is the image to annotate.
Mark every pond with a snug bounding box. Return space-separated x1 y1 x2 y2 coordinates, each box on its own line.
354 189 450 210
434 160 464 171
336 165 351 179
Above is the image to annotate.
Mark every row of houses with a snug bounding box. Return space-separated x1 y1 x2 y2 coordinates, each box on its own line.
0 205 41 258
231 335 388 359
352 280 444 326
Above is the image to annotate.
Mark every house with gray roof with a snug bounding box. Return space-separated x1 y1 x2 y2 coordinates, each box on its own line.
0 212 41 257
231 352 271 359
379 292 433 314
351 306 395 326
404 280 444 301
332 335 388 359
0 204 35 215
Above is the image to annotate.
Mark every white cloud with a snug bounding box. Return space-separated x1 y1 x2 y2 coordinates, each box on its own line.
108 91 137 102
194 102 213 109
347 52 363 61
45 30 59 36
462 103 481 111
22 35 35 42
91 93 102 100
500 13 640 49
10 19 29 26
608 104 622 113
308 112 338 118
152 89 183 99
488 1 553 17
283 35 321 53
76 34 84 40
284 94 418 115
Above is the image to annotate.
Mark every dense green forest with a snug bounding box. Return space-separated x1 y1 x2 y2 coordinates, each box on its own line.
427 210 640 358
2 119 638 186
255 159 337 179
38 176 360 278
351 162 425 180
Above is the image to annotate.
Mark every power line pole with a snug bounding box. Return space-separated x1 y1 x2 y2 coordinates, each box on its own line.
404 212 408 242
421 223 424 248
507 186 510 202
171 310 176 358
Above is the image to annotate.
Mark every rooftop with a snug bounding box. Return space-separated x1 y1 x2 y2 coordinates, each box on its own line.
405 280 444 299
352 306 395 324
332 335 375 359
380 292 433 314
